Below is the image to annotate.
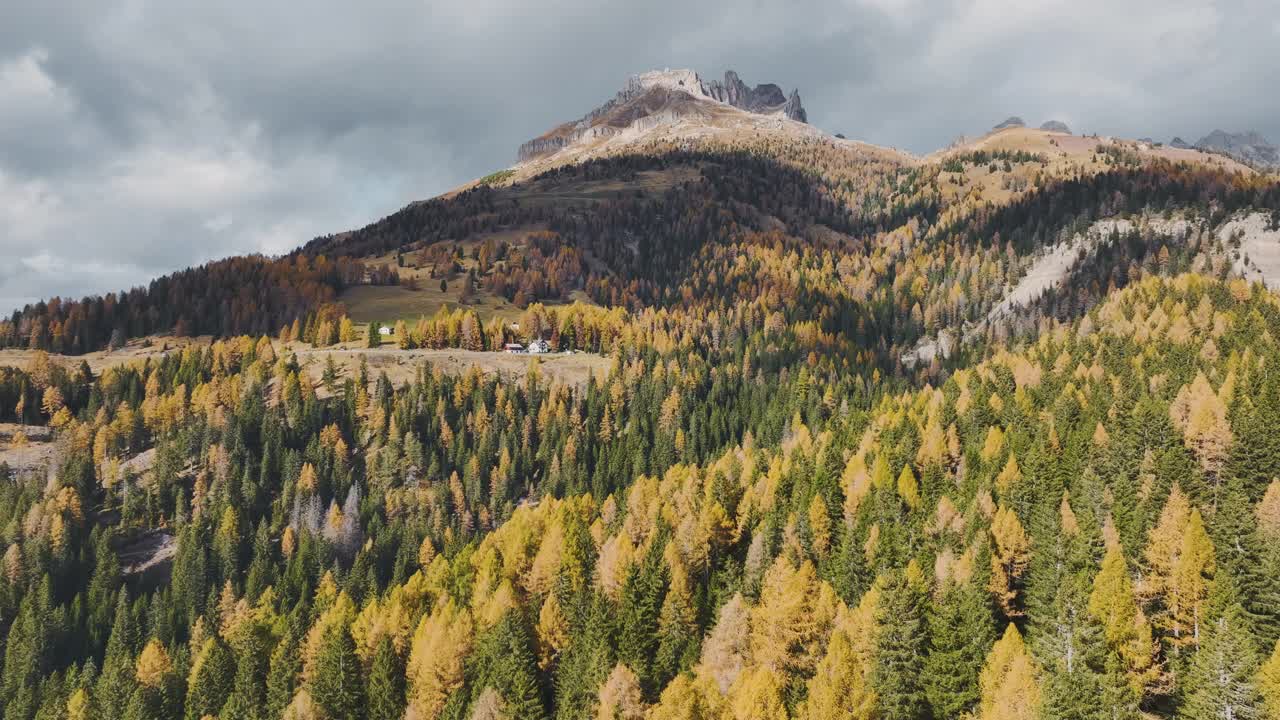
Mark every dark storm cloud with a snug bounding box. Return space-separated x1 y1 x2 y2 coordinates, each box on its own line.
2 0 1278 312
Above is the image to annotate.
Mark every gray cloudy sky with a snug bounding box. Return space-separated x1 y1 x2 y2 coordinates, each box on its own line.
2 0 1278 313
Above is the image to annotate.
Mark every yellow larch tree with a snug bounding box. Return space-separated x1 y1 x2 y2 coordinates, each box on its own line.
727 666 787 720
1169 372 1232 483
1259 639 1280 719
135 638 173 688
646 674 725 720
749 556 837 681
978 624 1041 720
989 506 1031 618
800 584 881 720
1088 546 1161 698
406 600 475 719
1142 485 1216 653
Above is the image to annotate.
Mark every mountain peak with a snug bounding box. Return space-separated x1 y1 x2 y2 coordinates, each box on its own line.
517 68 808 162
1194 129 1279 168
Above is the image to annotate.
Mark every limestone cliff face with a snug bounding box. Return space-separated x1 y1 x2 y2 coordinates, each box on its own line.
701 70 802 119
518 69 808 162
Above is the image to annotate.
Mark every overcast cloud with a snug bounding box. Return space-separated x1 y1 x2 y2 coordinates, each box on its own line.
2 0 1278 312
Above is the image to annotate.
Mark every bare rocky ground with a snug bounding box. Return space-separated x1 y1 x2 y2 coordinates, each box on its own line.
0 438 58 475
1224 212 1280 288
120 529 177 582
0 423 58 476
902 213 1214 366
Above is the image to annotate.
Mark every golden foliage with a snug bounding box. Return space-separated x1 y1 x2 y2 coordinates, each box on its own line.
1142 485 1216 651
800 584 879 720
727 666 787 720
896 464 921 511
1169 372 1232 477
1088 546 1161 697
1259 640 1280 720
749 556 837 680
988 506 1030 618
1256 479 1280 539
407 600 474 719
646 674 725 720
135 638 173 688
978 624 1040 720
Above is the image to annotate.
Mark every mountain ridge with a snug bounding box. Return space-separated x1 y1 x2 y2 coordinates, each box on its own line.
516 68 808 163
1193 128 1279 169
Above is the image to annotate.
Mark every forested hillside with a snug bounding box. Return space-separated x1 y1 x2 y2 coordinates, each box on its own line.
5 113 1280 720
8 132 1273 360
9 264 1280 719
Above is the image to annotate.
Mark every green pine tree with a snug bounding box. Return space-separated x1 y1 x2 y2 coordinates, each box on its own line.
95 594 140 720
925 582 994 718
185 637 235 720
309 624 364 720
616 538 666 693
265 633 301 720
221 623 273 720
873 569 929 719
1181 600 1263 720
553 594 614 720
1212 477 1280 648
474 613 545 720
366 635 406 720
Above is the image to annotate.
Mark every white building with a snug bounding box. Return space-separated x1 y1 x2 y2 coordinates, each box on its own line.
527 338 550 354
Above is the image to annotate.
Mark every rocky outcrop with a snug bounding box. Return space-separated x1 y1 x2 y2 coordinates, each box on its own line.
518 136 571 162
1194 130 1279 169
993 116 1025 130
783 90 807 123
1039 120 1071 134
518 125 622 163
518 69 808 162
700 71 805 121
1170 137 1192 149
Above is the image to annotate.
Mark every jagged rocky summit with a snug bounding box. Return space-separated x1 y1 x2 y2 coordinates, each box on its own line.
993 116 1025 130
1193 130 1279 169
518 69 808 162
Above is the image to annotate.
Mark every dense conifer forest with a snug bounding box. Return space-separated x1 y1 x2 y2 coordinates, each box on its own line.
4 136 1280 720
